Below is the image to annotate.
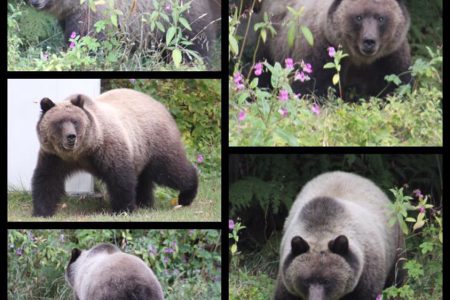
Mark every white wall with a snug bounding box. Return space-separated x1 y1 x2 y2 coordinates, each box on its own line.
7 79 100 193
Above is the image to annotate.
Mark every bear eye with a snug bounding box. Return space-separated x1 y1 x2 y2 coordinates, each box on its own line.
355 15 363 22
378 16 385 23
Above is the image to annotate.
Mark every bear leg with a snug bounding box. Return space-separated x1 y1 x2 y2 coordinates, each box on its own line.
91 155 137 213
151 156 198 206
136 168 155 208
32 152 73 217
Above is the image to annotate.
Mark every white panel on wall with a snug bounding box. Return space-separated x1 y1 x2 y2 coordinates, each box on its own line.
7 79 100 193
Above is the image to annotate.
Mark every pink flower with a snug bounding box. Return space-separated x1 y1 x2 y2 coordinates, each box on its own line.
375 294 383 300
413 189 423 198
285 58 294 69
69 42 76 49
278 107 288 117
294 71 309 82
278 89 289 102
197 154 204 163
254 62 263 76
233 72 243 84
301 61 313 74
328 46 336 58
311 103 321 115
419 207 426 214
233 72 245 90
41 52 49 61
229 219 235 230
165 3 172 11
70 31 77 39
238 110 246 121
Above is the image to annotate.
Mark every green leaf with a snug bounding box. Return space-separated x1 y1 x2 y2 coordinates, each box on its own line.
172 48 182 68
323 62 335 69
287 25 296 48
301 25 314 46
332 74 340 85
110 15 118 27
260 29 267 43
166 27 176 45
179 17 192 31
229 34 239 55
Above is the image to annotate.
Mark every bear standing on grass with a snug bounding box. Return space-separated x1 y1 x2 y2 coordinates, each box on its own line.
32 88 198 217
254 0 412 98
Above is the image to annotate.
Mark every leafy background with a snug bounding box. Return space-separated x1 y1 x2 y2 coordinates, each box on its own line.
8 229 221 300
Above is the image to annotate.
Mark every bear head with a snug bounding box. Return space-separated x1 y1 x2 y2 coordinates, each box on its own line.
37 95 94 160
326 0 410 65
282 235 361 300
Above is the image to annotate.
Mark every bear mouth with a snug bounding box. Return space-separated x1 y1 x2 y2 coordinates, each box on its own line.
62 143 76 151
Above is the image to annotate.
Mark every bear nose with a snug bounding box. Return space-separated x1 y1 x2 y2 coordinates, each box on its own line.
363 39 376 51
67 134 76 143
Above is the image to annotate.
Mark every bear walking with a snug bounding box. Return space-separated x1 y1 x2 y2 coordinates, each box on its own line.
32 88 198 217
275 171 406 299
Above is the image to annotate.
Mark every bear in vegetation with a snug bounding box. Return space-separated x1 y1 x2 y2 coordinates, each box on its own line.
274 171 406 300
250 0 411 98
28 0 221 65
32 88 198 217
66 243 164 300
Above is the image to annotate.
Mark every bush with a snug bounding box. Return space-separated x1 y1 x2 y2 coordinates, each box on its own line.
8 229 221 299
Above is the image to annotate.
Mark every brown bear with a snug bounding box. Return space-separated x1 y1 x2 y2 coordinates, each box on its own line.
274 171 406 300
66 243 164 300
28 0 221 65
32 88 198 217
251 0 411 98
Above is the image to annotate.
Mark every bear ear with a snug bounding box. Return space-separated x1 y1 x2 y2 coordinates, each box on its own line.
70 94 86 108
328 235 349 256
40 97 55 113
291 236 309 256
68 248 82 265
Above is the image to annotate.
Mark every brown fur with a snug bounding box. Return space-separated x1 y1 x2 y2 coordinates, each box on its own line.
274 172 406 300
32 88 198 217
28 0 221 64
254 0 411 98
66 243 164 300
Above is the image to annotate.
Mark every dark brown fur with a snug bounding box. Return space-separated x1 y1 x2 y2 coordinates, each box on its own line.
252 0 411 99
28 0 221 64
32 89 198 217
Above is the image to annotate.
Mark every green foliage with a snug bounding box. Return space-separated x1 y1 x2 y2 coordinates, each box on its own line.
383 190 442 300
229 154 442 224
102 79 221 177
229 1 442 147
8 229 221 300
7 0 217 71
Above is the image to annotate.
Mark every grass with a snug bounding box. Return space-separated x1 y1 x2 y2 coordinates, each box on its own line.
7 176 221 222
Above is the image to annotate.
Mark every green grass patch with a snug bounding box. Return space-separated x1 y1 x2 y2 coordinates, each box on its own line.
8 176 221 222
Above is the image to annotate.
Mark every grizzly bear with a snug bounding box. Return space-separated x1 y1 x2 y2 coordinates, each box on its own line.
28 0 221 65
251 0 411 98
274 171 405 300
66 243 164 300
32 88 198 217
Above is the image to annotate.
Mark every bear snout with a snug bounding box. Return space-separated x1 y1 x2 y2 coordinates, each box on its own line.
63 134 77 149
360 38 378 55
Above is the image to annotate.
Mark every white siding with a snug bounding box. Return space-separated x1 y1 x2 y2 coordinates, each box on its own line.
7 79 100 193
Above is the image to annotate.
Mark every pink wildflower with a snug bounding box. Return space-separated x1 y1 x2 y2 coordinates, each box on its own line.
328 46 336 58
278 89 289 102
285 58 294 69
254 62 263 76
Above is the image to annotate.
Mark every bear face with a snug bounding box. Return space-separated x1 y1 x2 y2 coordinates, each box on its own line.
283 235 358 300
37 96 93 161
327 0 410 66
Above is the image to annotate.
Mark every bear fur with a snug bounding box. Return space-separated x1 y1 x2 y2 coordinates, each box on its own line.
66 243 164 300
251 0 411 98
274 171 406 300
32 88 198 217
28 0 221 65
